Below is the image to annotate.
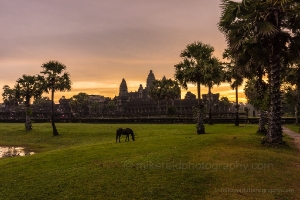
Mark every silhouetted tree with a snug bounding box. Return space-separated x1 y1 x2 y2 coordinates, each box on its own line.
174 41 216 134
15 75 44 130
40 61 72 136
219 0 300 143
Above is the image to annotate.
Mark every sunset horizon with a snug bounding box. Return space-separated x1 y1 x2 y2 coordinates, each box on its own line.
1 0 247 104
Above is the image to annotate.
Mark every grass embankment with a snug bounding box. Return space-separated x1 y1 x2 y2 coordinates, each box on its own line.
0 123 299 200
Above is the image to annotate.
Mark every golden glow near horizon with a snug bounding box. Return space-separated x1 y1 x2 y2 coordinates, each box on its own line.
0 1 248 104
45 81 247 104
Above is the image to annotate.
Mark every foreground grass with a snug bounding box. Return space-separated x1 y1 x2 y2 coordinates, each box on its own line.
0 123 299 200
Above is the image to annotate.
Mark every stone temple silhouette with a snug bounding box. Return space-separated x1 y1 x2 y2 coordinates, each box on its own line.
115 70 198 115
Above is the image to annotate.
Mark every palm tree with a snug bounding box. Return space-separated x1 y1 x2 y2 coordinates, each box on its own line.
2 85 19 111
227 65 243 127
202 57 224 125
15 75 44 131
40 61 72 136
222 52 244 127
174 41 215 134
219 0 300 144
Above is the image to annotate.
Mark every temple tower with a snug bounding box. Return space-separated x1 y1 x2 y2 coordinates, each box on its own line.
138 84 143 98
146 70 155 89
119 78 128 97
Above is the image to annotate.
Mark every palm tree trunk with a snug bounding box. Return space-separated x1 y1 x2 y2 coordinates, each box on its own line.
266 40 283 144
197 81 201 105
196 81 205 134
258 110 267 134
25 101 32 131
208 86 212 125
51 88 59 136
235 86 239 126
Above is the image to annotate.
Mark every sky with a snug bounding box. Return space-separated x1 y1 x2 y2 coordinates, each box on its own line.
0 0 247 103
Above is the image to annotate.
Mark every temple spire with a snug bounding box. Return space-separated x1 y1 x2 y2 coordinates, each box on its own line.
146 70 155 88
119 78 128 96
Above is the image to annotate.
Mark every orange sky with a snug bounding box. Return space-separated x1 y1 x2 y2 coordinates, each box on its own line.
0 0 247 103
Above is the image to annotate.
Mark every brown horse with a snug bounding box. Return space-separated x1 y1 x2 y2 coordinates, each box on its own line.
116 128 135 143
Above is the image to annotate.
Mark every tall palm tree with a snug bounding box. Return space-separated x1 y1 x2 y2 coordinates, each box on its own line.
219 0 300 144
202 57 224 125
15 75 44 131
224 62 244 126
223 49 244 126
174 41 215 134
40 61 72 136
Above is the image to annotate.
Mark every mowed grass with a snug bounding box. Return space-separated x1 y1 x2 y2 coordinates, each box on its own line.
0 123 299 200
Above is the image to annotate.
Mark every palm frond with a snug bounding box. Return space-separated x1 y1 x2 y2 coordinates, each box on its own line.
256 21 279 36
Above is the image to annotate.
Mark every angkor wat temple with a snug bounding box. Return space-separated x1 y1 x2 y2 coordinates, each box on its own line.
0 70 256 119
112 70 236 117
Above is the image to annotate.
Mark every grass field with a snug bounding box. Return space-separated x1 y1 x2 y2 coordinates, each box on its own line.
0 123 299 200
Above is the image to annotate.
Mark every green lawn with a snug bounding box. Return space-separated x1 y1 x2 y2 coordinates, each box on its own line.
0 123 299 200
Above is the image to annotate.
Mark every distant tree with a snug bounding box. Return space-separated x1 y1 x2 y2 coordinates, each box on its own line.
202 57 224 125
70 92 89 117
222 49 244 126
244 79 269 133
40 61 72 136
284 86 299 124
149 78 180 115
184 91 196 100
33 96 51 113
219 97 231 112
15 75 44 131
284 63 300 125
90 101 101 115
174 41 216 134
148 79 165 114
106 101 116 114
2 85 19 110
162 77 181 115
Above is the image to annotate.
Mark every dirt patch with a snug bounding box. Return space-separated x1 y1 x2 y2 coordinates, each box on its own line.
283 126 300 153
